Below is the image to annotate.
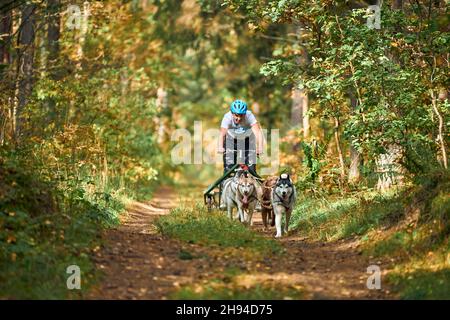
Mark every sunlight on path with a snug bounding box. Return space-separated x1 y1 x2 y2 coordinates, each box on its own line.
88 186 394 300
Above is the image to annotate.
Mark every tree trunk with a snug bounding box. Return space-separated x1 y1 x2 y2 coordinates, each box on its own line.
375 0 404 191
76 2 90 70
376 144 403 191
302 93 310 139
431 89 448 169
44 0 61 127
155 87 168 145
0 11 12 145
348 92 361 183
47 0 60 70
291 87 308 130
334 116 346 180
349 146 361 182
0 11 12 65
16 4 36 141
392 0 403 10
291 24 310 143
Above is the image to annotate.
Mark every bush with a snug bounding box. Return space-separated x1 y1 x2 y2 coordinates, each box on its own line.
0 148 124 299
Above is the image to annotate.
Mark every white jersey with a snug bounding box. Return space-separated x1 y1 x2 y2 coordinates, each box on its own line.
220 111 257 130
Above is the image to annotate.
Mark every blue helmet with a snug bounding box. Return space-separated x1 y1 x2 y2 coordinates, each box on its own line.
230 99 247 115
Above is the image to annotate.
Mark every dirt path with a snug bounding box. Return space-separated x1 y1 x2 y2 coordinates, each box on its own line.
87 187 394 299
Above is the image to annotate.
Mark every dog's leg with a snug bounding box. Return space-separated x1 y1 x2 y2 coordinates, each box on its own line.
227 204 233 220
284 209 292 235
247 205 255 227
270 209 275 227
235 207 242 221
274 206 283 238
241 208 248 225
261 209 267 229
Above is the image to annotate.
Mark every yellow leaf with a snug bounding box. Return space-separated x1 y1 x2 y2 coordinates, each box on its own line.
6 235 16 243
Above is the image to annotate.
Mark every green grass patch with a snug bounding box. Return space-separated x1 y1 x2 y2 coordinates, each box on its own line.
156 204 281 255
290 189 403 241
173 282 304 300
388 267 450 300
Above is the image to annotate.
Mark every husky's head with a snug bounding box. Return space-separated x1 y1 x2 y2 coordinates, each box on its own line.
274 173 293 199
237 170 255 197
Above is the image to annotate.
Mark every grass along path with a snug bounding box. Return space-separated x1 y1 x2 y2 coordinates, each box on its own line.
87 186 394 299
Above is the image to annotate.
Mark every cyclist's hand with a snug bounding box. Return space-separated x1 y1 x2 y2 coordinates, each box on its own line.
256 148 263 157
217 147 225 154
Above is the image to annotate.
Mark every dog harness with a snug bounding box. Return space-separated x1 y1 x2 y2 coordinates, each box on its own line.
271 184 295 210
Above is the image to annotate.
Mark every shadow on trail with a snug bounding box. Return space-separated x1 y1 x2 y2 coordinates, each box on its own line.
87 187 394 300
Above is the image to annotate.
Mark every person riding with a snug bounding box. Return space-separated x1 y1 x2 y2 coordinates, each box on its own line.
217 99 263 177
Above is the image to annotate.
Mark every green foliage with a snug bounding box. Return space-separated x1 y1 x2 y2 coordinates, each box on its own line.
156 204 281 255
225 0 449 178
290 169 449 299
0 0 448 300
0 148 124 299
299 141 326 184
388 268 450 300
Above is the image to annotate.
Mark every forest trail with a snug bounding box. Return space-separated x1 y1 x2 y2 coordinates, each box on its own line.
87 187 395 300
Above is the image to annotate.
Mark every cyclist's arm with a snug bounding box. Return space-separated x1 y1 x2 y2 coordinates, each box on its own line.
251 122 263 154
217 127 227 153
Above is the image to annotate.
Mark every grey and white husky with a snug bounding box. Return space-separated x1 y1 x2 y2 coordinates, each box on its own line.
271 173 297 238
221 170 260 225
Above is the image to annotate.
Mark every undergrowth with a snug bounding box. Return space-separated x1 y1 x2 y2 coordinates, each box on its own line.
290 170 449 299
156 204 281 256
0 148 125 299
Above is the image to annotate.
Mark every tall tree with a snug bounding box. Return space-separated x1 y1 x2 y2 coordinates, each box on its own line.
348 92 361 183
290 24 309 139
0 10 12 65
16 3 36 140
0 10 13 145
47 0 60 70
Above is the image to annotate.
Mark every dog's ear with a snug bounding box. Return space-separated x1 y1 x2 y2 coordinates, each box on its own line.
274 177 280 186
280 173 288 180
280 173 292 183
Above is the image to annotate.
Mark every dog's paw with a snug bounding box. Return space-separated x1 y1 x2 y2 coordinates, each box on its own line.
275 233 282 238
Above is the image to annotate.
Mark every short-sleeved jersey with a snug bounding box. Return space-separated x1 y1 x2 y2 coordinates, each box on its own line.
220 111 257 130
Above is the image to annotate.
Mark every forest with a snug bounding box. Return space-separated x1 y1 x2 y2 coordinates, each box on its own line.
0 0 448 300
